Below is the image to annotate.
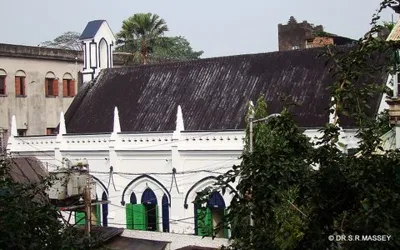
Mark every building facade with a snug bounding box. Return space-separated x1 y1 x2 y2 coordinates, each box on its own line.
0 20 122 150
0 43 82 140
278 16 355 51
7 18 395 249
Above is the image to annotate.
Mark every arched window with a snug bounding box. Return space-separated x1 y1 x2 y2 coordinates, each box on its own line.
162 194 170 232
15 70 26 97
99 38 108 69
195 191 228 238
62 73 75 97
45 71 58 97
0 69 6 95
126 188 161 231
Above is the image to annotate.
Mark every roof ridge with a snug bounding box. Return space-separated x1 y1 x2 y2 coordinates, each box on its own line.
107 45 353 71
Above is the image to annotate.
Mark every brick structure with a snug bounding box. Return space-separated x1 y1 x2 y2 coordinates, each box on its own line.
278 16 323 51
278 16 355 51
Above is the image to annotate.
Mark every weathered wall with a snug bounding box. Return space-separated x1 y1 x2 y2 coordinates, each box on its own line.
0 43 128 137
307 36 335 48
278 16 323 51
0 56 82 135
8 128 360 237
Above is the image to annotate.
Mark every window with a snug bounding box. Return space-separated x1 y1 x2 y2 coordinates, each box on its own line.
292 46 300 50
0 69 6 95
15 70 26 97
46 128 57 135
0 76 5 95
195 191 228 238
15 76 26 96
17 129 27 137
62 73 75 97
45 72 58 97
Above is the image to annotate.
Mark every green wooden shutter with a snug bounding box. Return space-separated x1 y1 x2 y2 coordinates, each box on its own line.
197 208 213 236
96 204 101 226
75 211 85 225
155 205 159 231
126 203 134 229
223 209 229 239
132 204 147 230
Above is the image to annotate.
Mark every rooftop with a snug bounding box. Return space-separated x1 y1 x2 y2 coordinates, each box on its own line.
64 45 386 134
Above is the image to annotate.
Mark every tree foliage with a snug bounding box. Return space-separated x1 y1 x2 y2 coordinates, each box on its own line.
41 31 82 51
116 13 202 64
152 36 203 61
197 1 400 249
0 158 93 249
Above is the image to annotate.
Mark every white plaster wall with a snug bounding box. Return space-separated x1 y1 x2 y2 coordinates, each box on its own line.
122 229 229 250
8 128 361 238
0 57 81 135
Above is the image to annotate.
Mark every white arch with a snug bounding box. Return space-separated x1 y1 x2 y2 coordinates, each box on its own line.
187 177 234 210
99 38 108 69
0 69 7 76
63 72 73 80
45 71 56 79
15 70 26 77
125 177 170 205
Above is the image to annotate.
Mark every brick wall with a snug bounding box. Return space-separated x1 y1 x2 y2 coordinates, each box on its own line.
278 16 323 51
308 36 334 48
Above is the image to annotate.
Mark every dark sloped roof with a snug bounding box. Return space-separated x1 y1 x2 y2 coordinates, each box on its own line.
65 46 386 133
104 236 169 250
80 20 105 40
9 157 47 183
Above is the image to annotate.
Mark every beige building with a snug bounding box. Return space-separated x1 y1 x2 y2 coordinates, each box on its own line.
0 42 125 151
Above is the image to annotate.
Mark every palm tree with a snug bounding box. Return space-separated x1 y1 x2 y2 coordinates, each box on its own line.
116 13 169 64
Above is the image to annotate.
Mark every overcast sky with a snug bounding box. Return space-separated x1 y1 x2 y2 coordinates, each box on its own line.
0 0 397 58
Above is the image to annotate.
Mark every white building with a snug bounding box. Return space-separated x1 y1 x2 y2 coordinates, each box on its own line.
7 19 393 249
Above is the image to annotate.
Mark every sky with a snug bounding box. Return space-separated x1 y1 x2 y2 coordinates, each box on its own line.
0 0 397 58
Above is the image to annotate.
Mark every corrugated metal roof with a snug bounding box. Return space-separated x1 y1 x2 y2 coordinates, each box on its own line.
104 236 169 250
80 20 105 40
9 157 47 183
386 20 400 41
175 247 218 250
64 45 386 134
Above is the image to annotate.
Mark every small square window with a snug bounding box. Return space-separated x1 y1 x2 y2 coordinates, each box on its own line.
17 129 27 137
46 128 57 135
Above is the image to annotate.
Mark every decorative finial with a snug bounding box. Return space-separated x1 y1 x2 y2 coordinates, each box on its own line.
11 115 17 136
58 112 66 136
113 106 121 134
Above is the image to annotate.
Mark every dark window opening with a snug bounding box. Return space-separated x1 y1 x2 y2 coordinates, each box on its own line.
17 129 27 137
145 204 157 231
0 76 5 95
46 128 57 135
46 78 54 96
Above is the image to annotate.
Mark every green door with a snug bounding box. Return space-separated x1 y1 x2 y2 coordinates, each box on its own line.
126 203 134 229
75 211 85 225
197 208 213 236
132 204 147 230
96 204 101 226
223 209 229 239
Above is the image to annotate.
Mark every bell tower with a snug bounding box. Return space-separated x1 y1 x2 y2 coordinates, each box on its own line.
79 20 116 83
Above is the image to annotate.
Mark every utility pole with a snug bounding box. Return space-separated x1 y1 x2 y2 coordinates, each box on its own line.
248 113 280 228
84 164 91 237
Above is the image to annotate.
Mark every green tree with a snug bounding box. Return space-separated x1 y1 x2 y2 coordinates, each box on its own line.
152 36 203 61
116 13 169 64
199 1 400 249
116 13 203 64
0 158 93 249
41 31 82 51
